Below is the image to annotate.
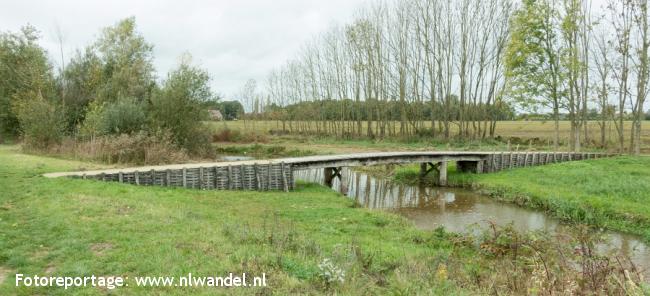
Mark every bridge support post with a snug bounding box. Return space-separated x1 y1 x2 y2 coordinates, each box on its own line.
419 161 447 186
324 167 342 187
439 161 448 186
419 162 436 178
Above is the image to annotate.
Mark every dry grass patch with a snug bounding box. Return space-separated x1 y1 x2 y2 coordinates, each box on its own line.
44 265 56 274
90 242 114 257
0 267 11 285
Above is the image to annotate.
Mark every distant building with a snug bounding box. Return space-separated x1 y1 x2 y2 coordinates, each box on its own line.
208 109 223 121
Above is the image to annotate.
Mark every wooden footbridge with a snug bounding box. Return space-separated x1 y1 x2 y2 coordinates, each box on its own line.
44 151 614 191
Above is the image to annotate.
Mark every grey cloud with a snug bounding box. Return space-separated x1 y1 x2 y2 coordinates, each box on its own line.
0 0 365 96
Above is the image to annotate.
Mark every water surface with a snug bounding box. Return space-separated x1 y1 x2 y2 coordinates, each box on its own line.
295 168 649 277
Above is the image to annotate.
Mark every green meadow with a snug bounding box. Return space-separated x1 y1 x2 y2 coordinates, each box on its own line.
1 145 648 295
0 145 467 295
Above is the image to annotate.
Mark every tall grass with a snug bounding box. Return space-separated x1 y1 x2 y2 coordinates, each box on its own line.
27 132 192 166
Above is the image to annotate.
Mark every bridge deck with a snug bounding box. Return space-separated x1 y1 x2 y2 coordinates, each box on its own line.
42 151 613 191
43 151 511 178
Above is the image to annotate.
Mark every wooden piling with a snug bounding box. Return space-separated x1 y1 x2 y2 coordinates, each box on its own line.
227 165 233 190
281 162 288 192
439 161 448 186
199 167 204 189
254 164 260 190
267 164 272 190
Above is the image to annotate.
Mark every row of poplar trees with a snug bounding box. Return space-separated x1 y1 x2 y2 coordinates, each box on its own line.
264 0 650 154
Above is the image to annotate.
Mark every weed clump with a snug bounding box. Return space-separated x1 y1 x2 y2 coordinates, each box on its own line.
449 222 646 295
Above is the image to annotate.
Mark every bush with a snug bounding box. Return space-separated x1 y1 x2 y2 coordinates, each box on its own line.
58 131 190 165
212 127 240 142
149 60 213 155
99 98 147 135
79 98 146 137
78 101 105 139
99 131 189 164
14 95 65 150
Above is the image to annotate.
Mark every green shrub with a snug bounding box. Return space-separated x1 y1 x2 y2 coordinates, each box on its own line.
149 61 213 155
99 98 146 135
78 101 105 139
14 94 65 150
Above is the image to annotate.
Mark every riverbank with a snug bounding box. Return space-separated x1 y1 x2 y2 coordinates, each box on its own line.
1 145 645 294
393 156 650 242
0 145 471 295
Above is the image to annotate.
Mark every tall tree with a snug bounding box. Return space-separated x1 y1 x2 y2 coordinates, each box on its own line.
632 0 649 155
149 55 213 153
506 0 565 149
608 0 634 153
0 26 55 138
60 48 103 131
94 17 156 103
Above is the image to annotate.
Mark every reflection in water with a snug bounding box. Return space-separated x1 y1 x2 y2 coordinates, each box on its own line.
295 168 650 277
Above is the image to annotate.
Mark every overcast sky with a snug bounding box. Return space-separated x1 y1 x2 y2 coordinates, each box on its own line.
0 0 367 98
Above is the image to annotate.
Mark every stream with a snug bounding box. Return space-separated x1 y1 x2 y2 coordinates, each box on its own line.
294 167 650 279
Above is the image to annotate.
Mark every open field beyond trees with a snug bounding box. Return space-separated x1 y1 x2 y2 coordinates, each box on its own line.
212 120 650 153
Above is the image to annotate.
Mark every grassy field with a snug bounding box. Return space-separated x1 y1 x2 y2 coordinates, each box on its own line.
211 120 650 153
394 156 650 242
1 145 648 294
0 145 472 295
